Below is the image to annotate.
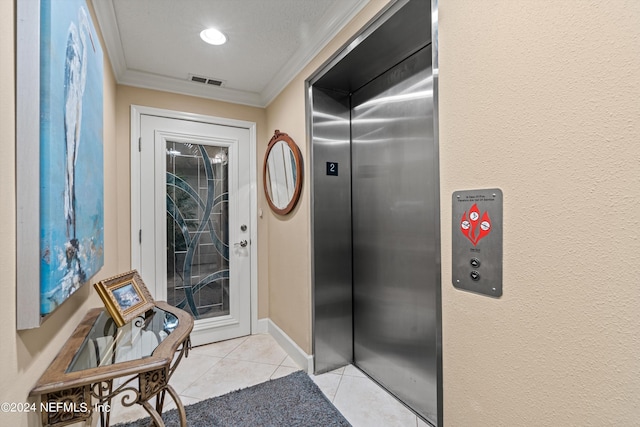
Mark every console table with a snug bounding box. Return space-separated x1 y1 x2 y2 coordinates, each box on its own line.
31 301 193 427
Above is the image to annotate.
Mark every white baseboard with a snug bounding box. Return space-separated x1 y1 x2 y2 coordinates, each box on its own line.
256 318 314 373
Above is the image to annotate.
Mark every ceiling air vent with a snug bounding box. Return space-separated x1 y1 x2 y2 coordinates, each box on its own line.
189 74 225 87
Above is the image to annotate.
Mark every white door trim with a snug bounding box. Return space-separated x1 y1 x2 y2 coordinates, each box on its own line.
130 105 258 335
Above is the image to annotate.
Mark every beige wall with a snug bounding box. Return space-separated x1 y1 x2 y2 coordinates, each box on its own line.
439 1 640 425
1 1 120 425
114 86 269 318
266 0 640 425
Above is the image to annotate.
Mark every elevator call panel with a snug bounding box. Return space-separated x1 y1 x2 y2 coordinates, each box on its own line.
452 189 503 297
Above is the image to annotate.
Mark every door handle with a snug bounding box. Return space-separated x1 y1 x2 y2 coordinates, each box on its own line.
234 240 248 248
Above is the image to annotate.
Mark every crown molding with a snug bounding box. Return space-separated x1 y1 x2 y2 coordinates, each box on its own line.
119 69 263 107
92 0 127 79
93 0 371 108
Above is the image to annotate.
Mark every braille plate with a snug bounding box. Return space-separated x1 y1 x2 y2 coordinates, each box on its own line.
452 189 503 297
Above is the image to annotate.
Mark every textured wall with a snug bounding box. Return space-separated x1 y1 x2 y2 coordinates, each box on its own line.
439 0 640 425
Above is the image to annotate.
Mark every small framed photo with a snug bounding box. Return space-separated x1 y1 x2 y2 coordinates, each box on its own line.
94 270 154 327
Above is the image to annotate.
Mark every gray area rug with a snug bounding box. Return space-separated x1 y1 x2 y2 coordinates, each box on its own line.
114 371 351 427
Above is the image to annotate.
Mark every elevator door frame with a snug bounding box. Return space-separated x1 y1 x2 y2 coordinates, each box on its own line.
307 0 442 425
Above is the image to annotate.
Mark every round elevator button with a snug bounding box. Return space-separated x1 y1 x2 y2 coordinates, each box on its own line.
470 271 480 281
470 258 481 268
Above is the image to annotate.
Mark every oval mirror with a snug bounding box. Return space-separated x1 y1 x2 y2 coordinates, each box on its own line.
263 130 303 215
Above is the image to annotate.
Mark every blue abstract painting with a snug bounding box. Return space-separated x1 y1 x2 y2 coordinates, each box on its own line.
39 0 104 316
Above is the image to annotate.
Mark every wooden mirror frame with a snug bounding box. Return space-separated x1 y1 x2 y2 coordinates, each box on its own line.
263 130 303 215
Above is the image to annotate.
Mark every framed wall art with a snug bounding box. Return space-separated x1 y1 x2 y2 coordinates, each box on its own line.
17 0 104 329
94 271 155 328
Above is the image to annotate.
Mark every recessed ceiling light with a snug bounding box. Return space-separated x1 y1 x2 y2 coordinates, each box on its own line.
200 28 227 45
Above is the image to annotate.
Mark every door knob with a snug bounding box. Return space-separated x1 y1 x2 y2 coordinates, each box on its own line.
234 240 248 248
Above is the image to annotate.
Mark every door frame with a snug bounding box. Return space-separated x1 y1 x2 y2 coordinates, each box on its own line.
130 105 258 336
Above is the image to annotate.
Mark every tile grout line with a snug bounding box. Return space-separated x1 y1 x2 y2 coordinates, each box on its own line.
332 370 346 403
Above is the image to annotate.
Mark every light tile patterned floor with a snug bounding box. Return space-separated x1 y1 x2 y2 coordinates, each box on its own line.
109 333 429 427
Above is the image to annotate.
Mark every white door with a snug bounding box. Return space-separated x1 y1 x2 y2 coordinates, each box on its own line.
138 114 251 345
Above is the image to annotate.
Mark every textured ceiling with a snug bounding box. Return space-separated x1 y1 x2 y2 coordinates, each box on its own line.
93 0 370 107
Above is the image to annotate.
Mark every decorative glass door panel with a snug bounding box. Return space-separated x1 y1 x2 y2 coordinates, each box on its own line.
138 113 251 346
166 141 229 320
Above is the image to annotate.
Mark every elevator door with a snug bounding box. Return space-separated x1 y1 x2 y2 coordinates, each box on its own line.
352 46 438 423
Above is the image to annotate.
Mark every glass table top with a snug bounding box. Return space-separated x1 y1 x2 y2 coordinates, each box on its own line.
66 306 179 373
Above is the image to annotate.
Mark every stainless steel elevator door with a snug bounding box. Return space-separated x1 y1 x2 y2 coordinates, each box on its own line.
352 46 438 423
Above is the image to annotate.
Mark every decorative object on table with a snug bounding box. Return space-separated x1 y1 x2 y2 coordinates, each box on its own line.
16 0 104 329
94 271 154 327
113 371 350 427
263 130 303 215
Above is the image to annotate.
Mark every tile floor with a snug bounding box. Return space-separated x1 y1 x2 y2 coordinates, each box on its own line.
110 333 431 427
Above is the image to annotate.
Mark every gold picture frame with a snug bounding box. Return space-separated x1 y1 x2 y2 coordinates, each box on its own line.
94 270 155 327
